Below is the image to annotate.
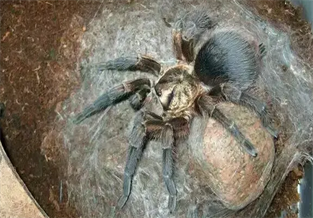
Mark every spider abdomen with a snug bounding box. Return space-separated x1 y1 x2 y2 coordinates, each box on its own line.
194 31 259 90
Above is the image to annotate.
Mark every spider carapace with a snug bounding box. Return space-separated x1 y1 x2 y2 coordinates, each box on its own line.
155 65 201 116
73 10 277 213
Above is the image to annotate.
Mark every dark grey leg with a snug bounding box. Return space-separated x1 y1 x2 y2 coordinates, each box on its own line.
211 108 257 157
118 111 189 212
197 94 257 157
98 55 161 76
163 147 177 213
128 85 151 111
220 83 278 137
118 146 144 208
161 124 176 213
73 78 151 124
145 117 188 213
118 111 147 209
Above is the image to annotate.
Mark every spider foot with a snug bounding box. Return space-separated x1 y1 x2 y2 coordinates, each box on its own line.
117 195 129 210
264 124 278 138
117 170 133 210
241 139 258 157
168 195 177 213
260 109 278 138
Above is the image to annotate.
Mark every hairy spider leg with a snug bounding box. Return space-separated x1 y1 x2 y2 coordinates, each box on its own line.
97 55 161 76
119 111 190 213
146 115 190 213
145 118 178 213
73 78 151 124
117 111 147 209
128 85 151 111
217 83 278 138
161 125 177 214
197 94 258 157
95 55 161 111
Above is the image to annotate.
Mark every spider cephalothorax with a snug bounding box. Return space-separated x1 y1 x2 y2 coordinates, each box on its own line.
155 65 201 115
73 10 277 213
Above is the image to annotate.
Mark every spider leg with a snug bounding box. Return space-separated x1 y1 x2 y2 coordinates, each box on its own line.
172 10 215 62
145 119 177 213
163 141 177 213
118 111 147 209
219 83 278 138
73 78 151 124
97 55 161 76
197 94 258 157
119 111 189 212
160 123 177 213
128 85 151 111
145 116 190 213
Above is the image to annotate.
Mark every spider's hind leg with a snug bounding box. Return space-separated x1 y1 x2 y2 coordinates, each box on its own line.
219 83 278 138
197 94 258 157
172 10 215 62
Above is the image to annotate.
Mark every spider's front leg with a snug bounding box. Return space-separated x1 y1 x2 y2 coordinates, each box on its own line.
119 110 189 213
197 94 258 157
118 111 147 209
73 78 151 124
97 55 161 76
145 118 177 213
214 83 278 138
146 116 190 213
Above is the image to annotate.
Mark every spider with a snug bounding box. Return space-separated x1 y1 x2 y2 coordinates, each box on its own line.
73 10 277 213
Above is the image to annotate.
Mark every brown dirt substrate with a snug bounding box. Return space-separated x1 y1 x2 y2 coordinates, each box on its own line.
0 1 311 218
0 1 100 217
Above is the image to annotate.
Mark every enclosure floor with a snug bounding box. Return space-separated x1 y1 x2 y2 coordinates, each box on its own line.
0 1 310 218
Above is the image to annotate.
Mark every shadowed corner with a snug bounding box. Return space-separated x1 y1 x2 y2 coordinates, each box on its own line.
0 103 4 118
0 103 6 156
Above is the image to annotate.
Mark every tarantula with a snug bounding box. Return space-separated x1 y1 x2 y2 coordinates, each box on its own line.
73 11 277 213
